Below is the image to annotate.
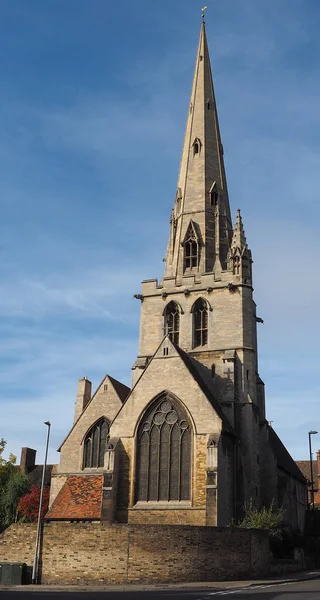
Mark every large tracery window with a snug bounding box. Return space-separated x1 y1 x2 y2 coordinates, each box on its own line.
164 301 180 344
136 395 191 502
83 418 109 469
193 298 208 347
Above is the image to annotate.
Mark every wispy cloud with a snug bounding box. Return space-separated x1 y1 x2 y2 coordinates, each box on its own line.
1 0 320 465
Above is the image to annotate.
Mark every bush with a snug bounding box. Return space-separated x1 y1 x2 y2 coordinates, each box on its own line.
18 485 50 522
233 499 285 540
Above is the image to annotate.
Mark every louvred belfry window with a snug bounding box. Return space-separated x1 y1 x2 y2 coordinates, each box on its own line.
163 301 180 344
83 419 109 469
193 298 208 347
136 395 191 502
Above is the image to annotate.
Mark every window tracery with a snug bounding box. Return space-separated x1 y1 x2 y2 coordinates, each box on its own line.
135 395 191 502
183 223 199 270
83 419 109 469
163 301 180 345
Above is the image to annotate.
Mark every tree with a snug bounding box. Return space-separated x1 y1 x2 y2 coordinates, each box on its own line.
0 439 30 531
18 485 50 522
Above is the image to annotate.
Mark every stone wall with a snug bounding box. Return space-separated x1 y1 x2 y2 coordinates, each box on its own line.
0 522 269 584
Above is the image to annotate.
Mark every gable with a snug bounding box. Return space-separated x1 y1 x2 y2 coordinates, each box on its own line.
59 374 128 452
110 337 227 439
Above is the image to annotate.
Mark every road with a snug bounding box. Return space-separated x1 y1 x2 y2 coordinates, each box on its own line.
0 578 320 599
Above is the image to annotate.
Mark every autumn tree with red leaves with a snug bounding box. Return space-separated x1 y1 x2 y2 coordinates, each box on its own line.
18 485 50 522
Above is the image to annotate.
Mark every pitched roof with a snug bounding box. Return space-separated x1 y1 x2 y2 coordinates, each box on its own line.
46 475 103 520
173 344 235 436
108 376 130 403
268 426 306 484
16 464 54 486
58 373 130 451
295 459 318 483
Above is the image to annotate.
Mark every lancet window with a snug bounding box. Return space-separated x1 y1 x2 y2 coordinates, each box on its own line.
183 223 199 270
193 298 208 347
83 418 109 469
163 301 180 345
192 137 201 156
209 182 219 206
135 395 191 502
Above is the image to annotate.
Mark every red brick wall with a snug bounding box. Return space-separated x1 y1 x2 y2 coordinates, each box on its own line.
0 522 269 584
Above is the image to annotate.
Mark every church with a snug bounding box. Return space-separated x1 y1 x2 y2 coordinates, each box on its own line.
47 22 307 531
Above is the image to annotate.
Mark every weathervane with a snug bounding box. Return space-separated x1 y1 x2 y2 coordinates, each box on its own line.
201 6 208 21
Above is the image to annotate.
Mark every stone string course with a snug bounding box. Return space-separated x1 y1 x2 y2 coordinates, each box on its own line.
0 522 269 584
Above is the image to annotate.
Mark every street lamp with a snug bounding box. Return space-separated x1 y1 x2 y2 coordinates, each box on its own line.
308 430 318 511
31 421 51 585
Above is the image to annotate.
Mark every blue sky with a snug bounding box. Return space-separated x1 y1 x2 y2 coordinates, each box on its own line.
1 0 320 464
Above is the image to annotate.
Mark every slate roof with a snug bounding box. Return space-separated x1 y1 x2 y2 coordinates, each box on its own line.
268 426 306 484
27 464 54 486
46 475 103 520
108 376 130 403
16 464 54 486
173 343 236 436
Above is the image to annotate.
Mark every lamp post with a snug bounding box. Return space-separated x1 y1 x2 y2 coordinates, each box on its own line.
31 421 51 585
309 430 318 511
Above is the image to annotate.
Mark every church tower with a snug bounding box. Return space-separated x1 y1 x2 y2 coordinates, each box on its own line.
48 18 307 531
132 21 265 508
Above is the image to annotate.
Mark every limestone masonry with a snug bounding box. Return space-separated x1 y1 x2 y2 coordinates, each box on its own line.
45 22 307 531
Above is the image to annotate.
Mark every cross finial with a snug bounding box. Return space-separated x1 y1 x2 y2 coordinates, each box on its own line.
201 6 207 21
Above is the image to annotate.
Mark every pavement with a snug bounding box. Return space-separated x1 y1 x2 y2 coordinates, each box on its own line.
0 568 319 593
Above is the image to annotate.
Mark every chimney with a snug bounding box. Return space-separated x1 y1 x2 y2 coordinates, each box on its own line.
20 447 36 473
74 377 92 423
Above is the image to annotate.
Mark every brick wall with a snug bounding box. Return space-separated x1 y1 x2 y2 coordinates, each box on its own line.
128 508 206 526
0 522 269 584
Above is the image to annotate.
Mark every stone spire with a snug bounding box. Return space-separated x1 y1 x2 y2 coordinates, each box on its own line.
164 22 233 280
228 209 252 283
231 209 247 253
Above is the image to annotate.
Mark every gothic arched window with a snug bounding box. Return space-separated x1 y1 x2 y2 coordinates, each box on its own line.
185 238 198 268
83 418 109 469
193 298 208 347
135 395 191 502
164 301 180 344
192 137 201 156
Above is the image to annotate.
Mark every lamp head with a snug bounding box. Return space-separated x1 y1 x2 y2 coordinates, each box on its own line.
309 430 318 435
44 421 51 427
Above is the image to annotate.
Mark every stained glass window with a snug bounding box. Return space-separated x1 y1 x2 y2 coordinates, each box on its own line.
83 419 109 469
136 396 191 502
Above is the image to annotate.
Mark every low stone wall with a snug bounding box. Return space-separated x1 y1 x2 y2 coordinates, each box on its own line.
0 522 269 584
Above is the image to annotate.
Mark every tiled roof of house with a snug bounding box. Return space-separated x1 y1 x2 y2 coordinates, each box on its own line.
46 475 103 520
295 460 318 483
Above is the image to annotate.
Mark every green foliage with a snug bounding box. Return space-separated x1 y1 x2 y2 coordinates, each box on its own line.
232 500 285 539
0 439 30 531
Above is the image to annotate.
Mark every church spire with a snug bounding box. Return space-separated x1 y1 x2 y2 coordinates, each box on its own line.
228 209 252 283
231 209 247 252
164 22 232 280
